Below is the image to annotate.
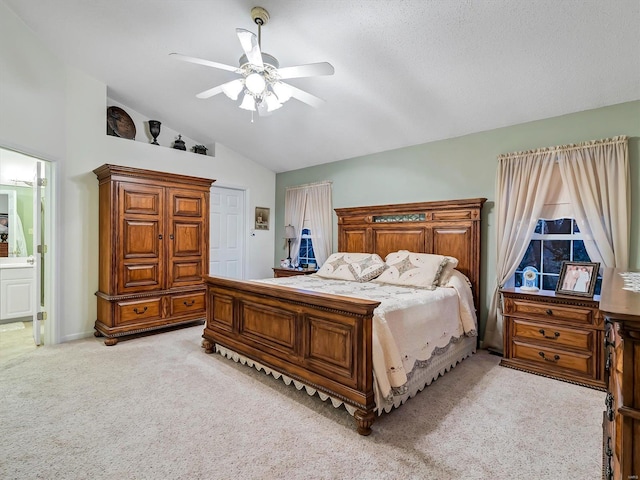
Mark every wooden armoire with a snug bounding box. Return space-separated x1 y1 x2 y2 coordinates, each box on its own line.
94 164 214 345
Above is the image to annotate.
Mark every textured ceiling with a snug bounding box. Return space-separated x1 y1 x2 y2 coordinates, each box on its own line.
5 0 640 173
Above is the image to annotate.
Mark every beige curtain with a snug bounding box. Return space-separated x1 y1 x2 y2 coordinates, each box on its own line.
305 183 333 267
557 136 629 269
484 135 630 351
483 150 557 350
285 181 333 266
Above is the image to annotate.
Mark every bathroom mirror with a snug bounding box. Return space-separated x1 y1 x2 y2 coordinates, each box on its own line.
0 189 18 257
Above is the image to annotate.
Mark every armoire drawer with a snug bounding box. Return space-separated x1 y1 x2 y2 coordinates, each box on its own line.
512 340 594 376
117 297 162 324
512 318 593 350
171 291 206 315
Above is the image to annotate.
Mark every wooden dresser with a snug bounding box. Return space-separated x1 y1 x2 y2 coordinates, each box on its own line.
600 268 640 480
94 164 214 345
500 288 605 390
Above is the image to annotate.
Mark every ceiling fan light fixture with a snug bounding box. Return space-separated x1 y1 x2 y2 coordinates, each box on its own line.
172 6 334 117
245 73 266 95
272 81 293 103
239 92 256 111
222 79 244 100
265 92 282 112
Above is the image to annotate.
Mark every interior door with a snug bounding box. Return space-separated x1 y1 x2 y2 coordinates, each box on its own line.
31 162 42 345
209 186 245 279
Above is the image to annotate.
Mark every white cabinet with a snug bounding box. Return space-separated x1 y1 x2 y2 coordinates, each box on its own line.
0 265 34 321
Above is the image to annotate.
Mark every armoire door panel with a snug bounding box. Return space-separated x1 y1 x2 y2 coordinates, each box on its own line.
172 222 203 256
120 183 163 215
121 262 162 290
170 260 204 286
122 220 161 258
171 190 204 217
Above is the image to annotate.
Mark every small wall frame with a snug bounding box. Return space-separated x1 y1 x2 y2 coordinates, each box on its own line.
255 207 270 231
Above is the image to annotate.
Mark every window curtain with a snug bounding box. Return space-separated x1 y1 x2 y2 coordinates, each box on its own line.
557 136 629 269
484 135 630 351
305 183 333 267
483 150 557 351
284 182 333 266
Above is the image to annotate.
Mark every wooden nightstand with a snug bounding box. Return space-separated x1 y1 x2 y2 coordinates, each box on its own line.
272 267 317 278
500 288 605 390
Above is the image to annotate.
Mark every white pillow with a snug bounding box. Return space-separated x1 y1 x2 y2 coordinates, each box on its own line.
374 251 458 289
316 252 387 282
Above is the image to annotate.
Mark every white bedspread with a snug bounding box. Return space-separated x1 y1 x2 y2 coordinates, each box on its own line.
255 270 477 401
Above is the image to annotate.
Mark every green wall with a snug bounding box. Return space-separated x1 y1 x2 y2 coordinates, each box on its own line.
275 100 640 340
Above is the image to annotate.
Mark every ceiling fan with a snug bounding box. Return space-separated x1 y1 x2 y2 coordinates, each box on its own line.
170 6 334 116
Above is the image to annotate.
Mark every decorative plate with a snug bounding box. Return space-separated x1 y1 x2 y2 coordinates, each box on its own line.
106 106 136 140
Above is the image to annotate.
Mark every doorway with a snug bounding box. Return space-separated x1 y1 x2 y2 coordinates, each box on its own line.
0 147 54 360
209 186 246 279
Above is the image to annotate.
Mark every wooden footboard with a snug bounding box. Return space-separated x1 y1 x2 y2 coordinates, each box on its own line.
202 275 381 435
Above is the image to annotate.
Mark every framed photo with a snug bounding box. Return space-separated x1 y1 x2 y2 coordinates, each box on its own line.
555 261 600 297
254 207 270 231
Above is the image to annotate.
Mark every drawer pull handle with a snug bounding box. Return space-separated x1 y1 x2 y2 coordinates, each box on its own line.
538 329 560 339
183 300 195 307
538 351 560 363
545 309 553 315
158 234 163 240
133 306 148 315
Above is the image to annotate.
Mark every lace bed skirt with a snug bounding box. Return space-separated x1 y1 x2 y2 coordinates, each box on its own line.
215 334 476 417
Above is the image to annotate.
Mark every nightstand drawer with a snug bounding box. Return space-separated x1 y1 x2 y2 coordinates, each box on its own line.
507 299 595 325
512 319 593 350
512 340 594 376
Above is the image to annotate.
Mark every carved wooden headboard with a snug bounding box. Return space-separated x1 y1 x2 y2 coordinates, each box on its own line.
335 198 486 314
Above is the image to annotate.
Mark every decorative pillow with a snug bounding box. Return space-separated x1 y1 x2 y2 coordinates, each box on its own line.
315 252 387 282
373 251 458 290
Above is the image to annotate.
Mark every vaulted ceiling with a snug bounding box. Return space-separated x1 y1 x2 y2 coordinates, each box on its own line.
5 0 639 173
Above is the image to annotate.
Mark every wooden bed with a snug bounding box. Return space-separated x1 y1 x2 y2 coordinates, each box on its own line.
202 198 486 435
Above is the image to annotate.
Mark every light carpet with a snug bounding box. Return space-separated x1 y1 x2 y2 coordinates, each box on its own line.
0 325 604 480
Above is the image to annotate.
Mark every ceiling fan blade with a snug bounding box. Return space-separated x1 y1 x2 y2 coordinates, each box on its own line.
236 28 264 69
169 53 238 73
196 80 241 99
278 62 335 80
286 84 326 108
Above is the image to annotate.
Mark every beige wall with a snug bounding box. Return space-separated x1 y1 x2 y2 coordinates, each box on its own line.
1 1 276 343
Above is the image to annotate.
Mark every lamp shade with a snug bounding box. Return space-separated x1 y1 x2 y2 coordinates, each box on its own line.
284 225 296 239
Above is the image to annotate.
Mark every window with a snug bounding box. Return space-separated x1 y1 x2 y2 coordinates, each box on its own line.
514 218 601 294
297 228 316 267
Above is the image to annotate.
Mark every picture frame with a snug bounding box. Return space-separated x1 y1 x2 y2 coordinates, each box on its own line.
555 261 600 297
254 207 270 231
